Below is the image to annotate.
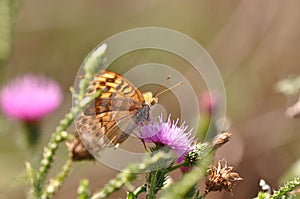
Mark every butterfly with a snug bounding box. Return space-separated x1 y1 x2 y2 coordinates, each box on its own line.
75 70 158 155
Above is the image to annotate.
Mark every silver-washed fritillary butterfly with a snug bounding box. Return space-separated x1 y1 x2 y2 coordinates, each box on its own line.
75 70 157 154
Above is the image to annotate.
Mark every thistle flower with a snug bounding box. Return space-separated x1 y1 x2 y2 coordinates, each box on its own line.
140 115 195 162
205 160 243 194
199 91 220 115
0 74 62 122
0 74 62 147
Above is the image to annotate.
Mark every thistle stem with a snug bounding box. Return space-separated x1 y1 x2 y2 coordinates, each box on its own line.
24 121 41 148
40 158 73 199
160 157 210 199
133 186 146 197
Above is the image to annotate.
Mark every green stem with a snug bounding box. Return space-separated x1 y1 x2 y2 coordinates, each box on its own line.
160 157 210 199
147 170 158 199
133 186 146 197
126 186 147 199
24 121 41 148
270 178 300 199
34 116 71 197
77 179 91 199
0 0 12 72
90 151 174 199
34 100 98 196
167 162 186 173
40 158 73 199
90 166 138 199
0 0 22 81
25 162 35 199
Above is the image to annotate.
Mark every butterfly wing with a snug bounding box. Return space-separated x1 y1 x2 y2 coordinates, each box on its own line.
76 70 145 153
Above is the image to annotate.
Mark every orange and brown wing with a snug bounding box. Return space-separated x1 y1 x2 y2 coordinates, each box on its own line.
76 70 145 153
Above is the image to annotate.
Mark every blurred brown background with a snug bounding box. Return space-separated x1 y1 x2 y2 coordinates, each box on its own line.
1 0 300 198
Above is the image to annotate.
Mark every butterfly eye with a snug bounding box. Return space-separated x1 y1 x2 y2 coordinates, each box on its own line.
151 98 158 105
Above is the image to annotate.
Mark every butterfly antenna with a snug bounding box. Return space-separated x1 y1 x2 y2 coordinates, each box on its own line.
155 81 183 98
153 75 171 97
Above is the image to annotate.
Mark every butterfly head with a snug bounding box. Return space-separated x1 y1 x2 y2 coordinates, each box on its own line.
143 92 158 106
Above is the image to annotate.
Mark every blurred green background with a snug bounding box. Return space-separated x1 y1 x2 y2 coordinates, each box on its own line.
1 0 300 198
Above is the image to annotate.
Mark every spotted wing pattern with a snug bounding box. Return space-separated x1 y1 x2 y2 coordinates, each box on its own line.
76 70 147 153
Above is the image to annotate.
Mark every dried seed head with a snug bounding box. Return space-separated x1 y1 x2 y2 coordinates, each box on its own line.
66 135 94 161
205 160 242 194
286 97 300 118
213 132 232 149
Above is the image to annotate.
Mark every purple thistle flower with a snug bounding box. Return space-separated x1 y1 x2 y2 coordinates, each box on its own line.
199 91 220 116
140 115 195 162
0 74 62 122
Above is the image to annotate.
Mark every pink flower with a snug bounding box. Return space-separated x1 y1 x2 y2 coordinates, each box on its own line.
140 115 195 162
199 91 220 115
0 74 62 122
